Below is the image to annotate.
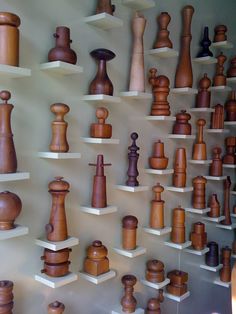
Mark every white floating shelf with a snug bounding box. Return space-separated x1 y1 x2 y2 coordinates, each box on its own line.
112 306 144 314
79 270 116 284
81 137 120 144
115 185 149 192
113 246 146 258
39 61 83 75
213 277 231 288
0 64 31 78
82 94 121 104
164 291 190 302
170 87 198 95
35 236 79 251
141 278 170 290
224 121 236 126
164 186 193 193
188 160 212 165
80 205 117 215
35 272 77 289
37 152 81 159
209 86 232 92
227 77 236 83
200 264 223 272
212 41 234 49
120 91 152 99
206 129 230 133
189 108 214 113
0 172 30 182
231 191 236 195
143 226 172 236
122 0 155 10
184 246 209 256
148 47 179 58
84 13 123 30
145 168 174 175
0 225 28 240
193 56 217 64
231 213 236 218
216 223 236 230
145 116 176 121
204 175 227 181
223 164 236 168
203 215 225 223
164 240 192 250
167 134 196 140
185 207 211 215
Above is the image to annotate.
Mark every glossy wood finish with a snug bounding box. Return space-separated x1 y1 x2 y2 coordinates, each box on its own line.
146 260 165 283
197 27 213 58
90 107 112 138
0 281 13 312
220 247 231 282
206 241 219 267
0 191 22 230
166 270 188 296
211 104 224 129
227 57 236 78
150 183 165 229
210 147 223 177
173 148 187 188
122 215 138 250
173 110 191 135
208 194 220 218
121 275 137 313
48 301 65 314
192 119 207 160
223 137 236 164
146 290 164 314
225 91 236 121
190 222 207 250
171 206 185 244
126 133 140 187
149 140 168 170
84 240 109 276
41 248 71 264
213 53 227 86
192 176 207 209
154 12 172 49
221 176 232 226
214 25 227 42
41 261 70 277
195 74 211 108
96 0 115 15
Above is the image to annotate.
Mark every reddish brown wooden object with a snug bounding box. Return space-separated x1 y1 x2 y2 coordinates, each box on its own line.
41 248 71 264
146 290 164 314
173 110 191 135
121 275 137 313
0 191 22 230
150 183 165 229
154 12 172 49
84 240 109 276
173 148 187 188
195 74 211 108
223 137 236 164
220 247 232 282
167 270 188 296
192 119 207 160
206 242 219 267
211 104 224 129
126 133 140 187
90 107 112 138
207 194 220 218
210 147 223 177
122 215 138 250
96 0 115 15
221 176 232 226
171 206 185 244
225 91 236 121
192 176 207 209
233 241 236 255
190 222 207 250
41 261 70 277
214 25 227 42
149 140 168 170
48 301 65 314
0 280 14 314
146 260 165 283
213 53 227 86
227 57 236 78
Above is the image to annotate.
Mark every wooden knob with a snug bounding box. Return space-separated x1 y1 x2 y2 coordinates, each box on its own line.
0 90 11 103
131 132 138 141
152 183 164 194
96 107 109 123
0 12 21 27
197 118 206 127
122 274 137 286
122 215 138 229
48 177 70 191
199 73 211 89
213 147 222 155
147 260 164 272
45 223 53 234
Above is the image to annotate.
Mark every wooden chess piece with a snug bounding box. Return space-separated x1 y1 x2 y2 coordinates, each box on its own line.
190 222 207 251
0 12 20 66
192 119 207 160
171 206 185 244
129 12 146 92
122 215 138 250
166 270 188 296
211 104 224 129
0 280 14 313
175 5 194 88
206 241 219 267
173 148 187 188
227 57 236 78
149 140 168 169
213 53 227 86
41 261 70 277
146 290 164 314
90 107 112 138
207 194 220 218
210 147 223 177
89 154 111 208
214 25 227 42
225 91 236 121
192 176 207 209
173 110 191 135
48 26 77 64
48 301 65 314
45 177 69 242
221 176 232 226
96 0 115 15
220 247 232 282
41 248 71 264
149 68 171 116
121 275 137 313
0 191 22 230
150 183 165 229
84 240 109 276
89 48 115 96
49 103 70 153
195 74 211 108
223 137 236 164
146 260 165 283
154 12 173 48
0 91 17 174
126 132 139 187
197 26 213 58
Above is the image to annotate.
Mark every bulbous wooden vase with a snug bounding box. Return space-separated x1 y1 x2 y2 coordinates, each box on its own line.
48 301 65 314
0 191 22 230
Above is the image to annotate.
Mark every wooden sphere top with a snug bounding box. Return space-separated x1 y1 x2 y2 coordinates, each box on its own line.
152 183 164 194
217 52 226 64
193 176 207 184
50 103 70 115
199 74 211 90
176 110 191 121
0 12 21 27
131 132 138 141
90 48 116 61
215 25 227 33
212 147 222 156
96 107 109 121
146 260 164 272
122 274 137 287
122 215 138 229
87 240 108 260
48 177 70 191
0 90 11 104
197 118 206 127
0 280 13 291
0 191 22 212
48 301 65 311
158 12 171 27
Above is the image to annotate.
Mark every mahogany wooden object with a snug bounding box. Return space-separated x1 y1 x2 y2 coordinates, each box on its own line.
190 222 207 250
173 148 187 188
192 176 207 209
0 12 20 66
213 53 227 86
173 110 191 135
233 241 236 255
154 12 172 49
121 274 137 313
207 194 220 218
221 176 232 226
89 154 111 208
41 248 71 264
192 119 207 160
89 48 115 96
129 12 146 92
49 103 70 153
225 91 236 121
149 68 170 116
45 177 69 242
214 25 227 42
96 0 115 15
0 191 22 230
220 247 232 282
126 132 140 187
195 74 211 108
145 290 164 314
171 206 185 244
48 301 65 314
223 137 236 164
122 215 138 250
145 260 165 283
0 280 14 314
149 140 168 170
84 240 109 276
0 91 17 174
41 261 70 277
166 270 188 296
175 5 194 88
48 26 77 64
150 183 165 229
197 26 213 58
205 241 219 267
227 57 236 78
210 147 223 177
211 104 224 129
90 107 112 138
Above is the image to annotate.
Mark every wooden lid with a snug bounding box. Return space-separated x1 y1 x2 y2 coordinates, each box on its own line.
175 110 191 121
193 176 207 184
146 260 164 272
0 12 21 27
48 177 70 191
87 240 108 259
122 215 138 229
121 274 137 286
214 25 227 32
48 301 65 310
193 222 205 233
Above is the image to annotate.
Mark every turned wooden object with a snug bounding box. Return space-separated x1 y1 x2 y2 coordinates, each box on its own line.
89 154 111 208
149 68 170 116
233 241 236 255
214 25 227 42
232 262 236 313
213 53 227 86
227 57 236 78
45 177 69 242
221 176 232 226
206 241 219 267
207 194 220 218
210 147 223 177
0 12 20 66
225 91 236 121
146 260 165 283
211 104 224 129
146 290 164 314
0 280 13 306
49 103 70 152
223 137 236 164
154 12 172 48
190 222 207 250
96 0 115 15
84 240 109 276
122 215 138 250
197 26 213 58
41 248 71 264
121 275 137 313
129 12 146 92
173 148 187 188
195 74 211 108
0 191 22 230
41 261 70 277
48 301 65 314
0 91 17 174
126 132 139 187
171 206 185 244
167 270 188 296
192 176 207 209
89 48 115 96
149 140 168 169
150 183 165 229
173 110 191 135
192 119 207 160
175 5 194 88
220 247 232 282
90 107 112 138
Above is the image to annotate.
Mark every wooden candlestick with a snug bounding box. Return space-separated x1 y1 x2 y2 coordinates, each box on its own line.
171 206 185 244
190 222 207 250
197 26 213 58
221 176 232 226
207 194 220 218
220 247 232 282
192 119 207 160
166 270 188 296
213 53 227 86
154 12 172 48
210 147 222 176
0 280 14 314
48 301 65 314
146 290 164 314
192 176 207 209
211 104 224 129
195 74 211 108
225 91 236 121
84 240 109 276
126 132 139 187
146 260 165 283
90 107 112 138
96 0 115 15
214 25 227 42
223 137 236 164
121 275 137 313
173 148 187 188
206 241 219 267
122 215 138 250
0 191 22 230
150 183 165 229
173 110 191 135
227 57 236 78
149 140 168 170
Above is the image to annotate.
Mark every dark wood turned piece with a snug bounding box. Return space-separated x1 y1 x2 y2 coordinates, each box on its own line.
220 247 231 282
213 52 227 86
96 0 115 15
48 301 65 314
221 176 232 226
122 215 138 250
121 275 137 313
84 240 109 276
195 73 211 108
207 194 220 218
173 110 191 135
173 148 187 188
192 176 207 209
223 137 236 164
0 191 22 230
166 270 188 296
126 132 140 187
214 25 227 42
154 12 173 49
146 260 165 283
149 140 168 169
150 183 165 229
206 241 219 267
0 280 14 307
225 91 236 121
90 107 112 138
146 290 164 314
41 248 71 264
227 57 236 78
211 104 224 129
232 240 236 255
171 206 185 244
193 119 207 160
210 147 223 177
190 222 207 250
41 261 70 277
197 26 213 58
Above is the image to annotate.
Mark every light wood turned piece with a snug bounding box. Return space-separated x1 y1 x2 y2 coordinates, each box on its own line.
0 12 20 66
173 110 191 135
214 25 227 42
190 222 207 251
223 137 236 164
84 240 109 276
122 215 138 250
126 132 140 187
45 177 69 242
41 261 70 277
193 119 207 160
0 280 14 312
225 91 236 121
211 104 224 129
145 260 165 283
154 12 172 49
149 140 168 170
150 183 165 229
149 68 170 116
90 107 112 139
171 206 185 244
207 194 220 218
49 103 70 153
145 290 164 314
41 248 71 264
197 27 213 58
213 53 227 86
221 176 232 226
220 247 232 283
48 301 65 314
210 147 222 177
166 270 188 296
192 176 207 209
195 74 211 108
0 191 22 230
121 275 137 313
96 0 115 15
227 57 236 78
206 241 219 267
173 148 187 188
232 241 236 255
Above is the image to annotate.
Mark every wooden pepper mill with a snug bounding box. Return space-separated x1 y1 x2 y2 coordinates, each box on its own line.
211 104 224 129
146 290 164 314
207 194 220 218
0 12 20 66
126 132 139 187
166 270 188 296
122 215 138 250
0 191 22 230
192 176 207 209
149 183 165 229
206 242 219 267
149 141 168 170
0 91 17 174
84 240 109 276
173 148 187 188
146 260 165 283
213 52 227 86
96 0 115 15
214 25 227 42
227 57 236 78
90 107 112 138
171 206 185 244
192 119 207 160
210 147 223 177
225 91 236 121
223 137 236 164
220 247 232 283
221 176 232 226
173 110 192 135
190 222 207 251
149 68 171 116
48 301 65 314
154 12 173 48
49 103 70 153
89 154 111 208
195 74 211 108
121 275 137 313
0 280 14 314
45 177 69 242
197 26 213 58
175 5 194 88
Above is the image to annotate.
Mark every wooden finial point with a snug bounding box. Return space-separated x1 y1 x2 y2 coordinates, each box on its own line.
0 90 11 103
